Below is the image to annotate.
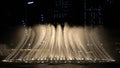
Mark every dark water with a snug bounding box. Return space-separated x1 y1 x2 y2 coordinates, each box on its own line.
0 62 120 68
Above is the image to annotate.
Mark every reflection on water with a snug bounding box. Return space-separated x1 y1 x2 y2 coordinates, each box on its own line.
0 63 119 68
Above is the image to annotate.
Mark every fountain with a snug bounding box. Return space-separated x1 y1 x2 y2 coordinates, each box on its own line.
2 23 115 64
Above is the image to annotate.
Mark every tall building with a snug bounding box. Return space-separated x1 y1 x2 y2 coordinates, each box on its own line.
84 0 114 26
83 0 103 26
53 0 72 23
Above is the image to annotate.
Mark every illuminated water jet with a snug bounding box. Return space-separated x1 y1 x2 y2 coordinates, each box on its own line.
2 24 115 63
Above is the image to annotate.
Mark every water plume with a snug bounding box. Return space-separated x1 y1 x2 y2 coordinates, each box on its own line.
2 24 115 63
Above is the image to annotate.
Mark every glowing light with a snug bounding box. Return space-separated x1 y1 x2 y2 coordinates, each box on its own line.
27 1 34 5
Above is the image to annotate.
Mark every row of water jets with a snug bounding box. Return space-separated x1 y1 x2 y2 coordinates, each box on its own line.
2 23 115 63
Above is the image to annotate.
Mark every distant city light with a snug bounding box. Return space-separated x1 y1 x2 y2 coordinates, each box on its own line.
27 1 34 5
